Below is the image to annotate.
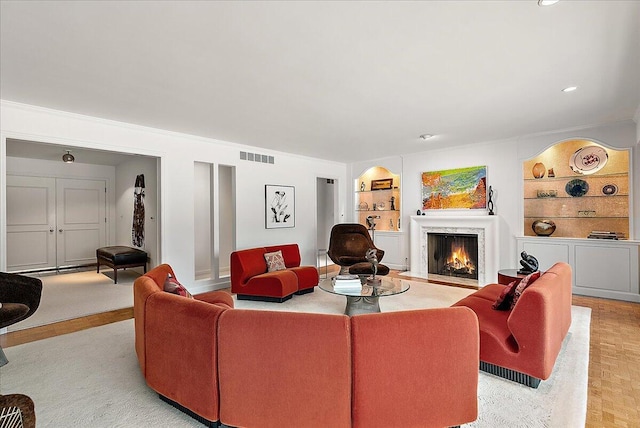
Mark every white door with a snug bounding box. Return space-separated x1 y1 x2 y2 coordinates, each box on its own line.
56 179 107 267
6 176 57 271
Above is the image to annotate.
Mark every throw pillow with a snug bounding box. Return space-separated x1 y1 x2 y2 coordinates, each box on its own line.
264 250 286 272
164 273 193 299
493 280 518 311
509 271 541 309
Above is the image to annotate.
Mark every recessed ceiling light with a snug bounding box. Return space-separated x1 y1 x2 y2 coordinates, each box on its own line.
419 134 434 140
562 86 578 92
538 0 559 6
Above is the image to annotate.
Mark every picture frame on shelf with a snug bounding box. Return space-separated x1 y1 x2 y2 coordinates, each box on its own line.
265 184 295 229
371 178 393 190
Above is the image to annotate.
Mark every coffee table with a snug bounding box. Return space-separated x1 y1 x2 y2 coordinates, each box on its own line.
319 276 410 316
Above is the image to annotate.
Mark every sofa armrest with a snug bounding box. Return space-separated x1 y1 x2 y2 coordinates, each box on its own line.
350 307 479 428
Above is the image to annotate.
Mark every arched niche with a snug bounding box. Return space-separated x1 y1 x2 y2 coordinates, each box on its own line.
523 139 630 239
355 166 401 231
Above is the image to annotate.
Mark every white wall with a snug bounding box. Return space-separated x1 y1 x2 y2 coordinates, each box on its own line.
1 101 348 291
115 156 159 268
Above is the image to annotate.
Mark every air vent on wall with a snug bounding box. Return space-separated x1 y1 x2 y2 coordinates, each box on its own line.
240 151 274 164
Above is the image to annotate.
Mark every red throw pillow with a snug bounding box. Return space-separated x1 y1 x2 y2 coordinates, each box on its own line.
509 271 541 309
493 280 518 311
163 273 193 299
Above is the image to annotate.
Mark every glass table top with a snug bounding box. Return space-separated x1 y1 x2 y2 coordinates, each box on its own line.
319 276 410 298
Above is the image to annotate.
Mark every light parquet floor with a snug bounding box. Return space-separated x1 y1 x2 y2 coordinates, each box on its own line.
2 267 639 427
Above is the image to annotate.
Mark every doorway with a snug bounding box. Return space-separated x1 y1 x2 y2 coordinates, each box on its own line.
6 175 107 272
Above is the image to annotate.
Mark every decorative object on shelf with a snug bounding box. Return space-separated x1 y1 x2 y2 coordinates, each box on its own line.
421 165 487 210
536 190 557 198
532 219 556 236
565 179 589 197
547 168 555 178
602 184 618 196
371 178 393 190
390 196 396 210
372 203 377 211
357 201 369 211
265 184 295 229
416 209 421 215
517 251 539 275
377 201 385 210
487 185 495 215
389 219 393 229
397 218 400 230
570 145 608 175
360 182 365 191
587 231 624 240
578 210 596 218
532 162 546 179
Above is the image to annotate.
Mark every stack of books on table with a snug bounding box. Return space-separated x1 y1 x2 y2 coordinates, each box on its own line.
587 231 625 240
333 274 362 293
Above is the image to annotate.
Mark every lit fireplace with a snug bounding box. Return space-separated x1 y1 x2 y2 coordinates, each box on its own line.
427 233 479 280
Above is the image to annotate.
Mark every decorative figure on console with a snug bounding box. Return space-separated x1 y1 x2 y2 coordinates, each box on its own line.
365 248 381 286
517 251 539 275
390 196 396 211
487 185 495 216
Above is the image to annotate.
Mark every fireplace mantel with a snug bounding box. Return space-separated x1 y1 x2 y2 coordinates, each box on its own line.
409 215 500 286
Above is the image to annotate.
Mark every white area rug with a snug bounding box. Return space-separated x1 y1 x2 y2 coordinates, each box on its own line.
0 281 590 427
8 270 138 332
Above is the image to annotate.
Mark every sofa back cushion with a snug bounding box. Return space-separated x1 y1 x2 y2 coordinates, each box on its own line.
133 263 175 375
265 243 301 268
230 248 268 290
350 307 479 428
218 309 351 428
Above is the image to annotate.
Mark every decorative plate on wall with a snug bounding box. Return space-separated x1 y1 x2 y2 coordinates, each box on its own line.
602 184 618 196
565 179 589 197
569 146 608 175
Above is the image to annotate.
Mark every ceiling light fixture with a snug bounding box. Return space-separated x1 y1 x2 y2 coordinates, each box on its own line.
562 86 578 93
419 134 434 140
62 150 75 163
538 0 560 6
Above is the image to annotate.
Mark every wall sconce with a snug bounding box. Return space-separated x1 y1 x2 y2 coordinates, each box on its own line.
62 150 75 163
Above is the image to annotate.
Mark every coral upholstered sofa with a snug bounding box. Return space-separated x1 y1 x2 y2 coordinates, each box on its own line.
230 243 319 302
134 264 480 428
453 262 572 387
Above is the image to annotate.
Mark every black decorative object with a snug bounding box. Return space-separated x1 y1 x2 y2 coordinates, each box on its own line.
565 179 589 197
487 186 495 215
390 196 396 210
132 174 145 248
416 209 421 215
517 251 539 275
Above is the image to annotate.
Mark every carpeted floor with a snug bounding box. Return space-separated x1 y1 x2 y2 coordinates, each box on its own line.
0 280 590 427
8 269 139 332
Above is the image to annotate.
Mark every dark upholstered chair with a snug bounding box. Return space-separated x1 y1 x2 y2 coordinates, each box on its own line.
0 272 43 367
0 394 36 428
327 223 389 276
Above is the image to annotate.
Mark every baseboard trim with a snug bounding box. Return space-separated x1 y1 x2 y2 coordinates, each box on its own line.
158 394 219 427
480 361 541 388
294 287 315 295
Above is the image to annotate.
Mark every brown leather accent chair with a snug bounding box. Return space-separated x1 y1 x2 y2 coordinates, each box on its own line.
0 394 36 428
327 223 389 275
0 272 43 367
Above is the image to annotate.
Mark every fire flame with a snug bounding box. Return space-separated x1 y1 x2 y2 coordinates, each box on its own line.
446 243 475 273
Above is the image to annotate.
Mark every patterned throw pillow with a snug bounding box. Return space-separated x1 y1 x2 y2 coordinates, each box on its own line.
264 250 286 272
163 273 193 299
493 280 518 311
509 271 541 309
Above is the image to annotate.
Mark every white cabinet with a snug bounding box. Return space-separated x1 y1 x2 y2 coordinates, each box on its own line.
516 236 640 302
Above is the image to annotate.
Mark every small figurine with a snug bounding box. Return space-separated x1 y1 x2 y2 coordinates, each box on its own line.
488 186 495 215
517 251 539 274
361 182 366 191
390 196 396 211
365 248 381 285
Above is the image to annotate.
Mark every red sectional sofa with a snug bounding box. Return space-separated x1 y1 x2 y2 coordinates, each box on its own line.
134 264 480 428
230 243 319 302
453 262 573 387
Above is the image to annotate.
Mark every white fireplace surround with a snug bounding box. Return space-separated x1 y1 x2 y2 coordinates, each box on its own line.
409 215 500 286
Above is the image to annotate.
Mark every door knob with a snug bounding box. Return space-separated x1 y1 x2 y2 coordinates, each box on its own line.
50 228 54 232
59 229 63 233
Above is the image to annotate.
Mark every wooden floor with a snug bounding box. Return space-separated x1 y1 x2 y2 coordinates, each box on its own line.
1 269 639 427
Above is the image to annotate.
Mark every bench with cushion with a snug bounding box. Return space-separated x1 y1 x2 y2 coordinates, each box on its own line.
96 246 148 284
